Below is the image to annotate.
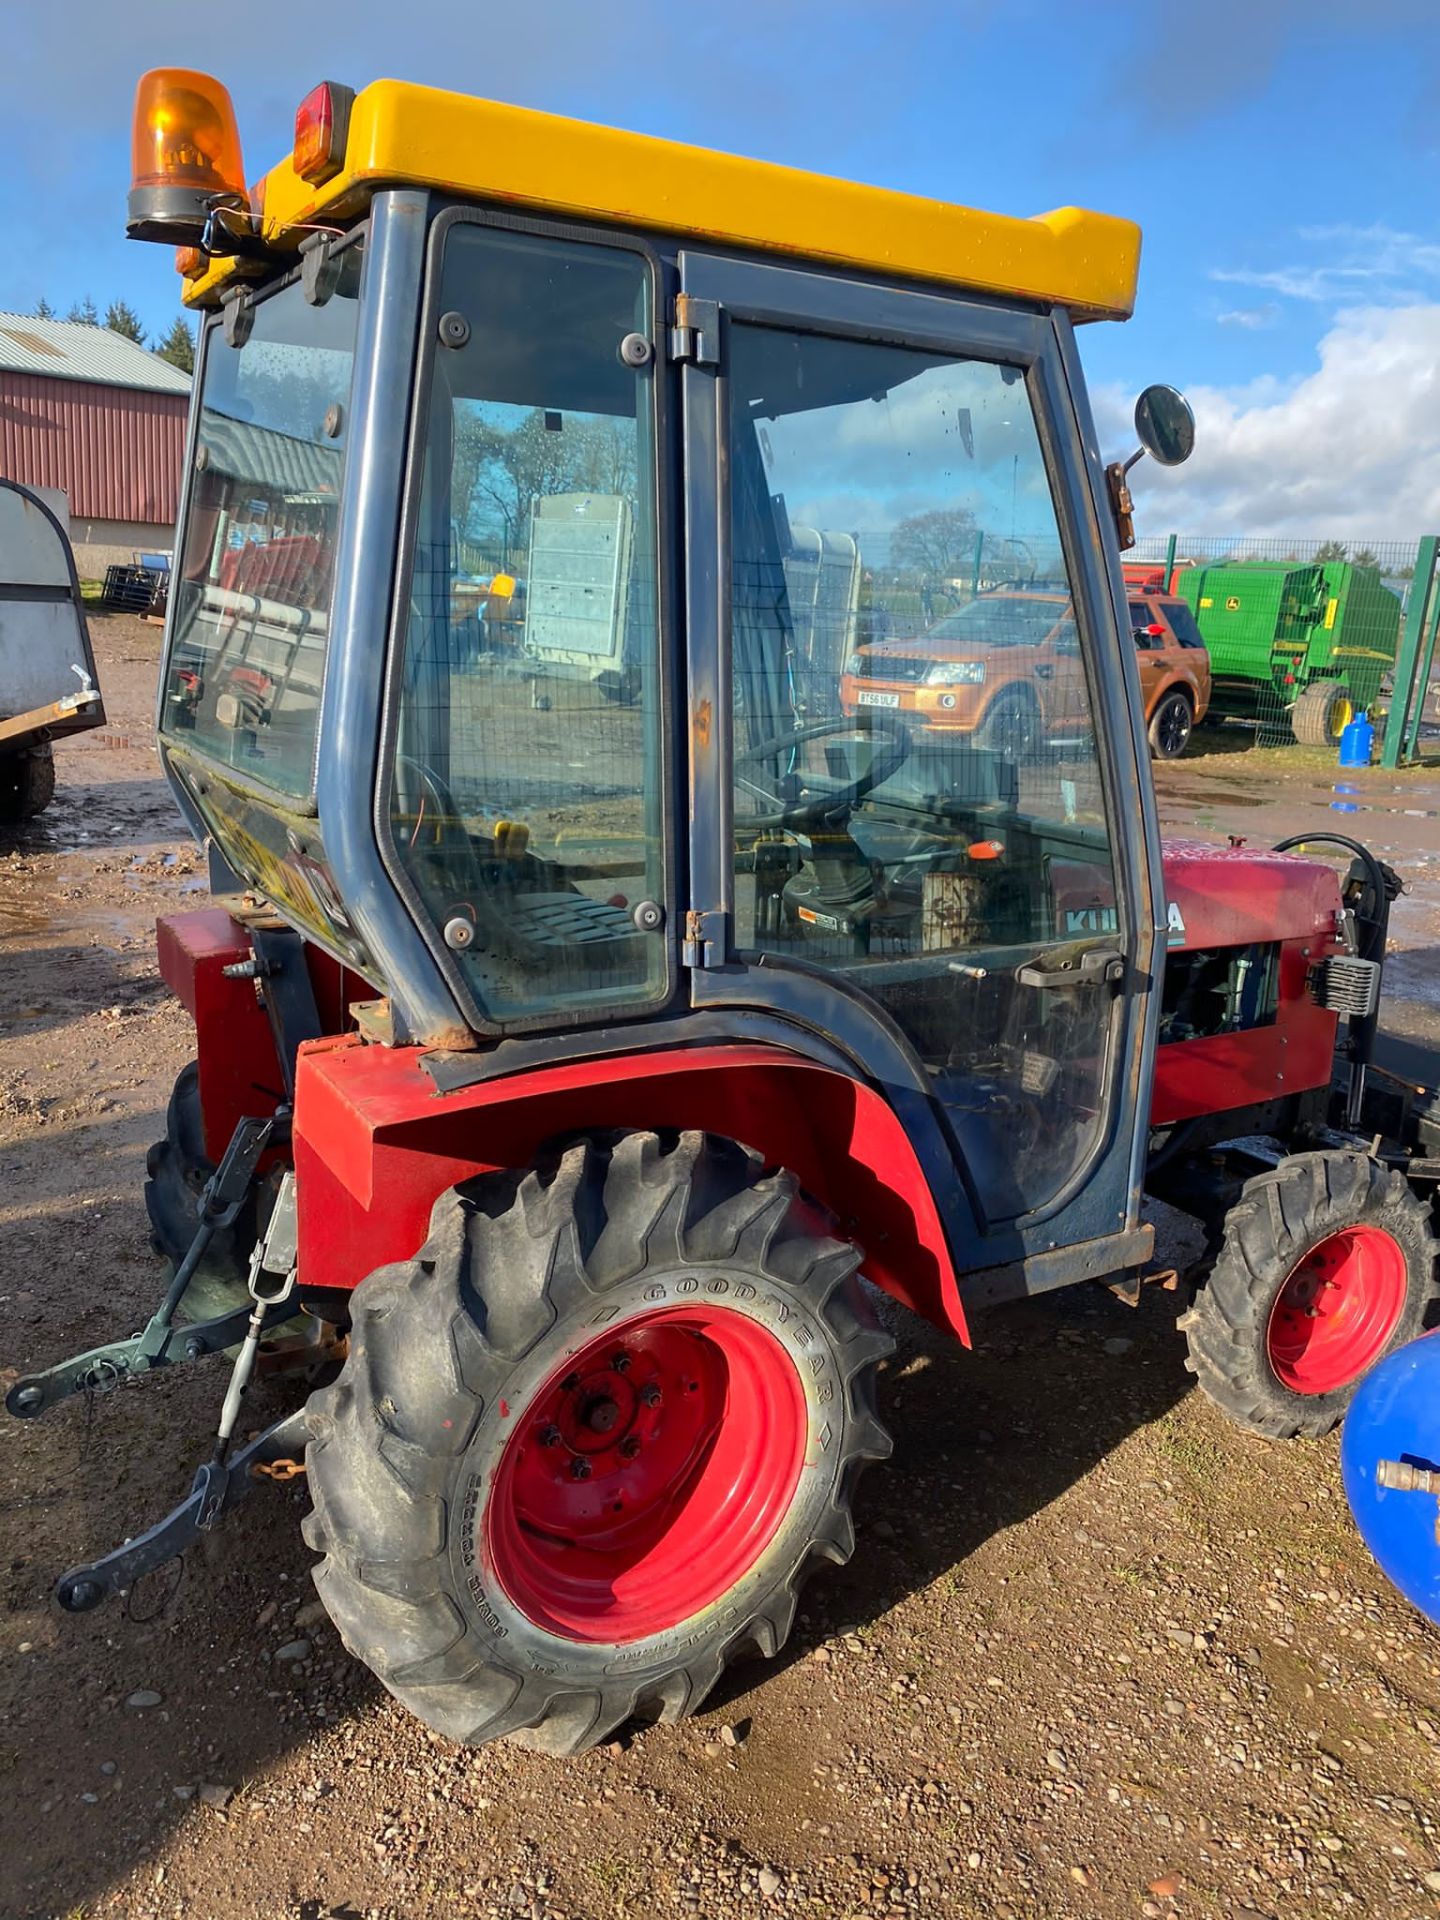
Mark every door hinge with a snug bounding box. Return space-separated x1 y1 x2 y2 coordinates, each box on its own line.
669 295 721 366
683 907 727 969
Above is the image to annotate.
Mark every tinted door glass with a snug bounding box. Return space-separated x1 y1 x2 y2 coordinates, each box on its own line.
388 226 665 1025
1129 598 1161 646
726 323 1121 1220
1161 600 1208 649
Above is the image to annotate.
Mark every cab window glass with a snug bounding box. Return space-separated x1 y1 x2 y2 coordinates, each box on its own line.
388 225 663 1025
726 323 1120 1220
164 267 359 796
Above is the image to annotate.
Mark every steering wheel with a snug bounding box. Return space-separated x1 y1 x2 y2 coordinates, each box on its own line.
396 754 469 856
733 713 911 832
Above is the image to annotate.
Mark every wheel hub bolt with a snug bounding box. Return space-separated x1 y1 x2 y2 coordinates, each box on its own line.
612 1351 631 1373
570 1457 593 1480
639 1383 662 1408
539 1424 563 1447
619 1435 642 1459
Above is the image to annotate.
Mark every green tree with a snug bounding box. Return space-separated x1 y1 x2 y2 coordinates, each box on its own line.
1350 545 1380 570
32 296 54 319
104 300 146 343
567 416 638 497
66 296 98 326
155 315 195 374
1313 539 1349 562
890 506 980 582
454 407 636 567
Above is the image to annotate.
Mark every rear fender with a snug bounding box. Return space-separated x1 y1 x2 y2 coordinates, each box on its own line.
291 1036 969 1343
156 908 367 1162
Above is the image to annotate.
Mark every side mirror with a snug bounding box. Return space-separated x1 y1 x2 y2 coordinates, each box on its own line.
1106 384 1195 552
1133 385 1195 468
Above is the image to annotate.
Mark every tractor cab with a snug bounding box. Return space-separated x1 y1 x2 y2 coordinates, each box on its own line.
21 70 1434 1762
136 72 1180 1269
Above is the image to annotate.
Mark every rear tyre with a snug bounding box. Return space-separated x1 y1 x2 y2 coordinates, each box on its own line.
1291 680 1353 747
0 744 56 823
144 1060 258 1318
1180 1151 1438 1438
302 1130 893 1753
1148 689 1194 760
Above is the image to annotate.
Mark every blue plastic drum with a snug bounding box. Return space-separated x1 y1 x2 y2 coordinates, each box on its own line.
1341 1330 1440 1627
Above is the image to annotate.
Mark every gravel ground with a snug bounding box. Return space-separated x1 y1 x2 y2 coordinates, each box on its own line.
2 612 1439 1920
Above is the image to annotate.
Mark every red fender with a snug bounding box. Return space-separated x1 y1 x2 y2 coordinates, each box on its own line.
291 1034 970 1344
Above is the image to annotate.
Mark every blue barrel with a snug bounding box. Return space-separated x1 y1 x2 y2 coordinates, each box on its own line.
1341 1330 1440 1626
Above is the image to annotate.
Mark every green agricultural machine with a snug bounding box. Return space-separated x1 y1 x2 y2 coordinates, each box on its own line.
1178 560 1402 745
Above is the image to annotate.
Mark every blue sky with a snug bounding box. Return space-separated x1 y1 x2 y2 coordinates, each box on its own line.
4 0 1439 535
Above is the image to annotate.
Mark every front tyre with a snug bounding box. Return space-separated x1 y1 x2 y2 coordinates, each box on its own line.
1180 1151 1439 1438
302 1131 893 1753
976 690 1039 761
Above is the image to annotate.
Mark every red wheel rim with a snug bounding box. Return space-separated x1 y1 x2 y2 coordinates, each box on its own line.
1265 1226 1408 1394
483 1307 808 1644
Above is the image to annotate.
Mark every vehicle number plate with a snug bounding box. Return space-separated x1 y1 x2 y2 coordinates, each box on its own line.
856 689 900 709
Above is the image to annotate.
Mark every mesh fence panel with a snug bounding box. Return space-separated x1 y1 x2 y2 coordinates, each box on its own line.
1127 535 1422 752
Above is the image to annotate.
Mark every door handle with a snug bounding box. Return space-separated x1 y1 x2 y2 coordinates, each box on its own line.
1016 947 1124 989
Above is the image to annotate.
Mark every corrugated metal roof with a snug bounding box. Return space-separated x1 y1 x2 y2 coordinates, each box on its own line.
199 413 343 499
0 313 191 395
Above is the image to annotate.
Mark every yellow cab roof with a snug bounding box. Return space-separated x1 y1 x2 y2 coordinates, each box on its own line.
185 80 1140 320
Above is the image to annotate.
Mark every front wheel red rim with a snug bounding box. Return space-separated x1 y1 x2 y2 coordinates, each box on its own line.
484 1307 809 1644
1266 1226 1408 1394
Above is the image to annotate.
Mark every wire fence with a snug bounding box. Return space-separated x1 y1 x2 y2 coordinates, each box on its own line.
1126 534 1438 752
1131 533 1423 588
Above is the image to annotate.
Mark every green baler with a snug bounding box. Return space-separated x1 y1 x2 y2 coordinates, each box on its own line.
1178 560 1402 744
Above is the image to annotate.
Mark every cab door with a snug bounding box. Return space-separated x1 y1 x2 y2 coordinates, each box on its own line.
677 251 1162 1283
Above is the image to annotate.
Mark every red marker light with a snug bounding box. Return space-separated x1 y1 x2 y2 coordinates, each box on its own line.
294 82 355 186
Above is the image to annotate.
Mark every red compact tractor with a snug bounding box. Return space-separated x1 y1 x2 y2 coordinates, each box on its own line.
9 71 1437 1755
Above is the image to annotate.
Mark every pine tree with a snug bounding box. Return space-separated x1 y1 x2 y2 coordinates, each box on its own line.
66 297 99 326
104 299 146 343
33 297 55 319
155 316 195 375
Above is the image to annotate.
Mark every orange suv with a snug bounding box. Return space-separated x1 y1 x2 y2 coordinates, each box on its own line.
839 589 1211 760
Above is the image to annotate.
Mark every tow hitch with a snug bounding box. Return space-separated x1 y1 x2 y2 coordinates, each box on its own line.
50 1170 307 1614
4 1115 312 1616
55 1406 308 1613
5 1111 295 1420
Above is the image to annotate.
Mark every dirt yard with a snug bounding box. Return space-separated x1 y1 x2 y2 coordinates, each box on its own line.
3 612 1440 1920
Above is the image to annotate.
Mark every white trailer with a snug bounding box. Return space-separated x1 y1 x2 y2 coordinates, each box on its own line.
0 480 104 819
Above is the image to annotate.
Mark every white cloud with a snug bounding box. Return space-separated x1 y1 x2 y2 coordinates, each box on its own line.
1210 226 1440 306
1216 304 1280 330
1104 304 1440 538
